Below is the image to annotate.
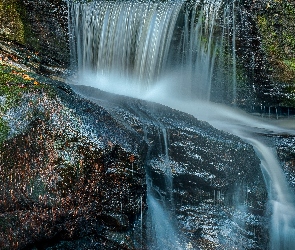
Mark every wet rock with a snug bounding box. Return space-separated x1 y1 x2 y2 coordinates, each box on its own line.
70 85 268 249
21 0 69 67
0 0 69 69
0 83 146 249
0 77 268 249
99 213 130 231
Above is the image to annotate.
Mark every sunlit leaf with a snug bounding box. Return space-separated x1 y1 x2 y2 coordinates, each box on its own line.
23 74 34 81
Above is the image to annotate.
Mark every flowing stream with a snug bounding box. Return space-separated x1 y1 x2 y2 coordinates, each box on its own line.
68 0 295 248
146 96 295 250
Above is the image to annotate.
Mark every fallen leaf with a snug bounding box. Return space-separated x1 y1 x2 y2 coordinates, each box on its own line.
23 74 34 81
129 155 135 163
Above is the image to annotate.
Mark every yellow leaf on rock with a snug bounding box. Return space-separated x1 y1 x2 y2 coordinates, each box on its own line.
23 74 34 81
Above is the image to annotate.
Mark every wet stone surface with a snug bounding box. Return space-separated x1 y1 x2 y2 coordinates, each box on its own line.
70 85 268 249
0 76 268 249
273 134 295 191
0 82 146 249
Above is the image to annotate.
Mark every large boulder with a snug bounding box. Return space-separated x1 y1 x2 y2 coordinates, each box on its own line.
0 78 146 249
0 63 268 249
71 85 268 249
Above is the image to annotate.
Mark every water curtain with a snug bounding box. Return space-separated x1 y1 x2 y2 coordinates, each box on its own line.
68 0 227 100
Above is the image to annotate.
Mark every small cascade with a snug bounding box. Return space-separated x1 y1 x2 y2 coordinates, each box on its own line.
141 122 184 249
161 127 173 204
245 138 295 250
147 194 183 250
136 90 295 249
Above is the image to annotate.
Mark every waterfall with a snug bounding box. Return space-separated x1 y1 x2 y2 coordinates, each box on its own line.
246 137 295 250
68 0 295 248
68 0 225 101
68 0 184 85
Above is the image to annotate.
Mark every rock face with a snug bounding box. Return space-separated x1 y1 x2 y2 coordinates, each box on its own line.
247 0 295 108
0 0 69 68
0 67 269 249
0 81 146 249
274 134 295 191
21 0 69 67
71 85 268 249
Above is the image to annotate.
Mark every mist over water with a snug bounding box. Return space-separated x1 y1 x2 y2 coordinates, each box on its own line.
68 0 295 248
68 0 225 101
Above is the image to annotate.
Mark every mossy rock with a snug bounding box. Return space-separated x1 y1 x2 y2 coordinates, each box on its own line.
0 0 25 43
0 0 69 67
256 1 295 85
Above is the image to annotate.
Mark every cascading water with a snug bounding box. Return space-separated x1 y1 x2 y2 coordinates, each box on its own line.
68 0 295 249
245 137 295 250
161 127 173 204
142 117 182 249
68 0 225 100
68 0 184 84
144 96 295 249
145 126 178 249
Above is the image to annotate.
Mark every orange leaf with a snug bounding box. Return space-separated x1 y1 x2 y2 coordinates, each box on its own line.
129 155 135 163
23 74 34 81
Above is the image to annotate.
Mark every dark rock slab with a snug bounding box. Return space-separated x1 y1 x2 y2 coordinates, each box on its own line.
0 82 146 249
0 78 269 249
70 84 268 249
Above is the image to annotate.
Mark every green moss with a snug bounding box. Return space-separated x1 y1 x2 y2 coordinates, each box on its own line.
0 0 25 43
0 118 9 144
284 60 295 72
0 63 56 106
256 2 295 85
0 65 32 110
